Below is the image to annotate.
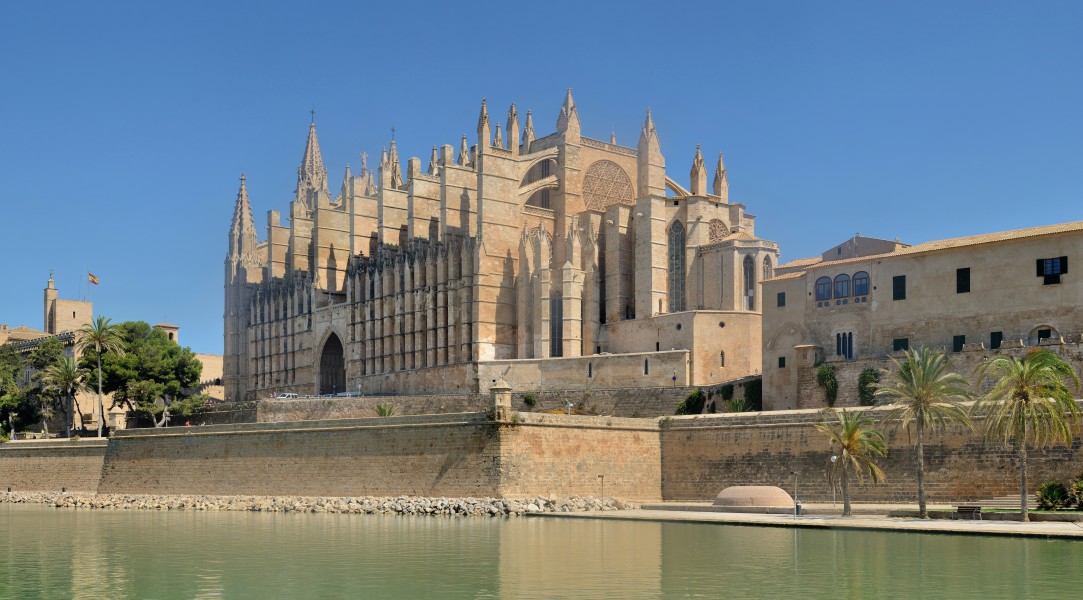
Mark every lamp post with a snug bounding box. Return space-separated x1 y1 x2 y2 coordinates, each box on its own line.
790 471 799 518
830 455 838 505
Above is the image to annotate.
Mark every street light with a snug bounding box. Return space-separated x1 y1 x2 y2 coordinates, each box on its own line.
790 471 799 518
830 455 838 505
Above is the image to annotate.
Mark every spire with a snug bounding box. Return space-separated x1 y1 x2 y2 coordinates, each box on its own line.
298 118 328 193
493 123 503 149
339 163 352 203
507 103 520 155
641 108 656 140
690 145 707 196
610 130 616 144
428 146 440 175
477 98 490 151
523 109 535 148
458 134 470 166
713 152 729 201
364 172 377 196
380 146 389 167
556 88 579 134
360 152 369 177
229 173 258 258
388 138 403 189
638 108 661 156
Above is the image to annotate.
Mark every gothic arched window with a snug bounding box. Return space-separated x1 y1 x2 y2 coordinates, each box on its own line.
763 256 773 281
743 255 755 310
550 291 564 357
668 221 686 312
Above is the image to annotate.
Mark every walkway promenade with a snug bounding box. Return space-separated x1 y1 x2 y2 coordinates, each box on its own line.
533 503 1083 540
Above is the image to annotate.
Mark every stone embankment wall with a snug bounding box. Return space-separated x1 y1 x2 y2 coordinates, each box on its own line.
660 405 1083 502
0 439 108 492
98 414 503 498
256 384 743 422
89 412 662 501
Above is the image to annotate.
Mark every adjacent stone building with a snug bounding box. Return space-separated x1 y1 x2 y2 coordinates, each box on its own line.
224 91 779 401
761 221 1083 410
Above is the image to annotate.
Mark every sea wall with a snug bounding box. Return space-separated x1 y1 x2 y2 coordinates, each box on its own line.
0 439 108 492
660 405 1083 502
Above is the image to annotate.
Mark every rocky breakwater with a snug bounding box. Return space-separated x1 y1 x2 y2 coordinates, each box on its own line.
1 492 637 517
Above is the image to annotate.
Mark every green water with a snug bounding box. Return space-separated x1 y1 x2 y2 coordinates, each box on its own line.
1 504 1080 599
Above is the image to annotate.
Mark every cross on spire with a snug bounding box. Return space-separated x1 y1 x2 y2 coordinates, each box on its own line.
391 125 396 140
310 107 316 123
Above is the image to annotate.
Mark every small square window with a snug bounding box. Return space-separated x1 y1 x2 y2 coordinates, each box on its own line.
1037 257 1068 285
892 275 906 301
777 292 786 308
778 356 786 368
990 331 1003 350
892 338 909 352
956 268 970 294
953 335 966 353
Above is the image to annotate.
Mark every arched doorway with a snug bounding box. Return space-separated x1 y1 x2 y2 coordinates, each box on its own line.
319 333 346 395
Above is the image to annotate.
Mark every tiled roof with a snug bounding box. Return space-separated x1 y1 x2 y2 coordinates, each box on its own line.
764 220 1083 282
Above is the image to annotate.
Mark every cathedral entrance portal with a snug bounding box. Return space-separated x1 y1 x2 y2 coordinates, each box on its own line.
319 333 346 395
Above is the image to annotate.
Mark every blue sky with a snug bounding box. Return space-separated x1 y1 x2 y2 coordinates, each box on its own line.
2 1 1080 355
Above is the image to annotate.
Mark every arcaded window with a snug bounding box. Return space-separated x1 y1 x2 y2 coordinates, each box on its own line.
743 255 755 310
668 221 686 312
853 271 870 296
834 274 851 298
815 277 832 301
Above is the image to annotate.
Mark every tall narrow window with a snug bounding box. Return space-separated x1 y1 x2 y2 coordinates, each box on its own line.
549 291 563 357
953 335 966 353
667 221 686 312
990 331 1003 350
743 255 755 310
892 275 906 301
957 268 971 293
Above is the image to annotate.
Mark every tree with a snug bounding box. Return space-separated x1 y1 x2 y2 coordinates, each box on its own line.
93 322 206 427
77 316 126 437
875 347 972 518
41 357 86 438
0 345 39 437
974 349 1081 522
816 409 887 516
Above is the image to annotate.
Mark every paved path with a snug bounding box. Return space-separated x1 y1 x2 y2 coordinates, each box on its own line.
531 506 1083 539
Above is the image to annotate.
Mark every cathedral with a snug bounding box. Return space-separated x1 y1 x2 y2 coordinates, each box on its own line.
224 91 779 401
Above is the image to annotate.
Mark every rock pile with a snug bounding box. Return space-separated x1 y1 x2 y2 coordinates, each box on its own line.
0 491 636 517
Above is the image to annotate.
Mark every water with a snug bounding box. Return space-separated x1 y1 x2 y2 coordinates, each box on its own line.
1 504 1080 599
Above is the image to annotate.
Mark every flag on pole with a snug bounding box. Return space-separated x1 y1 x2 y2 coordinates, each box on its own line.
88 273 100 285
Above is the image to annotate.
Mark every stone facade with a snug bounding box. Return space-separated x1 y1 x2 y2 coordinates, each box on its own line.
224 91 778 401
761 222 1083 410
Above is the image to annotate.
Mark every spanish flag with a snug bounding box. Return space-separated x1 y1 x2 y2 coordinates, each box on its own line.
88 273 100 285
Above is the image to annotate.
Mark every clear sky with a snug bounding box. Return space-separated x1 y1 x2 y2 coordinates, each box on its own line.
2 1 1080 355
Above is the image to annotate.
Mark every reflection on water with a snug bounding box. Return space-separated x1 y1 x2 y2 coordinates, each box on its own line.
1 504 1080 599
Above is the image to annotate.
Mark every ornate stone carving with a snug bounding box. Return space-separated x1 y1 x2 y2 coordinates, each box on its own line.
582 160 633 212
709 219 727 243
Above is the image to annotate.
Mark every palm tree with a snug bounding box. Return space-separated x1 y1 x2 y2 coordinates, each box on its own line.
875 347 973 518
975 349 1081 522
816 409 888 516
41 358 85 438
77 316 125 437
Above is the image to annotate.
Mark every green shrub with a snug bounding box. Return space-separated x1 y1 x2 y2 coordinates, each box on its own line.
858 368 880 406
816 364 838 407
676 388 707 415
1037 480 1070 510
1069 473 1083 509
720 384 734 401
726 397 751 413
742 379 762 411
523 393 537 407
374 403 398 417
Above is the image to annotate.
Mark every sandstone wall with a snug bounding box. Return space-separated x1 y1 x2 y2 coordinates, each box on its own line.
98 414 504 498
499 413 662 501
660 406 1083 503
0 439 108 492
